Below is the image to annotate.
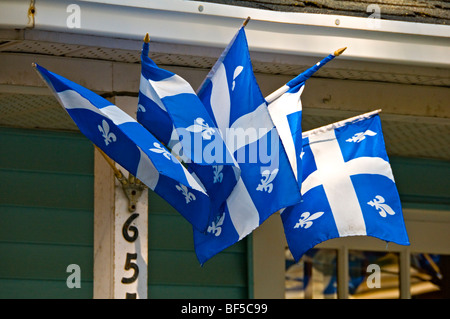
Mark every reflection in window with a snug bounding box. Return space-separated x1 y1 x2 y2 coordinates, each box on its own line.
411 253 449 299
348 251 400 298
285 248 337 299
286 248 450 299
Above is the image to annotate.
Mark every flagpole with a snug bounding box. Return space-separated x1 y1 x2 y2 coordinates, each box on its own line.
334 47 346 57
265 47 347 104
95 146 125 181
196 16 251 95
242 16 251 27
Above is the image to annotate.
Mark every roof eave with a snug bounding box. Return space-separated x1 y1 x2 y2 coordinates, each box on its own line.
2 0 450 67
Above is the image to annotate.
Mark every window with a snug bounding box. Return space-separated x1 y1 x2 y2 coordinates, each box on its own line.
285 248 450 299
285 248 337 299
347 251 400 298
254 207 450 298
410 253 450 298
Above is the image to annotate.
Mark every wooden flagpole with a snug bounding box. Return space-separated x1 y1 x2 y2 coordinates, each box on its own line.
243 16 251 27
265 47 347 103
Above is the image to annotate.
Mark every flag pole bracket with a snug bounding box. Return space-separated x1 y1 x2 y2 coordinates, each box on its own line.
96 146 147 212
118 174 147 213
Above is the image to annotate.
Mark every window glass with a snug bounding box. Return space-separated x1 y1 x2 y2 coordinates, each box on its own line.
411 253 450 299
285 248 337 299
348 251 400 299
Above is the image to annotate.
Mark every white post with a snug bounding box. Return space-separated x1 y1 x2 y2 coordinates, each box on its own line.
112 168 148 299
93 96 148 299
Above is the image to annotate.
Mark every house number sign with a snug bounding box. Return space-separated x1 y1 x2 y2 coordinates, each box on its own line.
114 180 148 299
121 212 140 298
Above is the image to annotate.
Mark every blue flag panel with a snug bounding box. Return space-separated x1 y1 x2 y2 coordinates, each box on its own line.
34 63 214 233
137 40 241 222
281 112 410 262
193 27 302 264
266 53 338 187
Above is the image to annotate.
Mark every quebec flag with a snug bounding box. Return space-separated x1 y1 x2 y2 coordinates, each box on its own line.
266 53 338 186
193 26 301 264
137 39 240 219
137 39 174 146
33 63 213 233
281 111 410 262
266 79 304 187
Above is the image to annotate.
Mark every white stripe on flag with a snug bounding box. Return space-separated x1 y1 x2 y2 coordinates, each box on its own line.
302 109 382 139
227 102 274 152
209 63 231 135
202 62 261 237
267 85 304 181
226 178 259 240
307 129 367 237
149 74 196 99
57 90 107 115
57 90 135 126
139 74 167 111
136 148 159 190
101 105 135 125
301 156 395 196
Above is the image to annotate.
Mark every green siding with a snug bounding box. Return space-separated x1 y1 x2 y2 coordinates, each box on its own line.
391 157 450 206
1 127 448 299
148 191 249 299
0 127 94 299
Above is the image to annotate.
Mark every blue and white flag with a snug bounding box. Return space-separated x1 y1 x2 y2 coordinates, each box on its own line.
281 111 410 262
266 81 304 187
137 39 240 218
266 53 338 186
33 63 214 233
137 46 174 146
193 26 302 264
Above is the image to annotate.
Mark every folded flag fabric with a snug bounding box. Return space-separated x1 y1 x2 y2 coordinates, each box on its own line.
266 81 304 187
193 26 302 264
265 53 336 105
137 39 240 219
33 63 213 233
281 110 410 262
137 43 173 146
266 52 339 186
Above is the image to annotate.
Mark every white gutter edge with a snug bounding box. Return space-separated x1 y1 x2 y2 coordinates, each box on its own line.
91 0 450 38
1 0 449 67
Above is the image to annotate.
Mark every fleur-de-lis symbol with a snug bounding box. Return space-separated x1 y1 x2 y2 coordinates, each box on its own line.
294 211 324 229
256 168 279 193
175 183 196 204
186 118 215 140
137 104 146 112
149 142 172 160
213 165 223 183
98 119 117 146
207 213 225 237
346 130 377 143
367 195 396 218
232 66 243 91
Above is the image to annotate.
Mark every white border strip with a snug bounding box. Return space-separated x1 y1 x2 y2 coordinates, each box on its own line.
302 109 382 138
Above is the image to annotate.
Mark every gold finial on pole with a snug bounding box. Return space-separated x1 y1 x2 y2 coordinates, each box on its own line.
334 47 347 56
242 16 251 27
144 33 150 43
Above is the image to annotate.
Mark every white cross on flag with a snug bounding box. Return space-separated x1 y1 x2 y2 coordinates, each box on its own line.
281 110 410 261
193 25 301 265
